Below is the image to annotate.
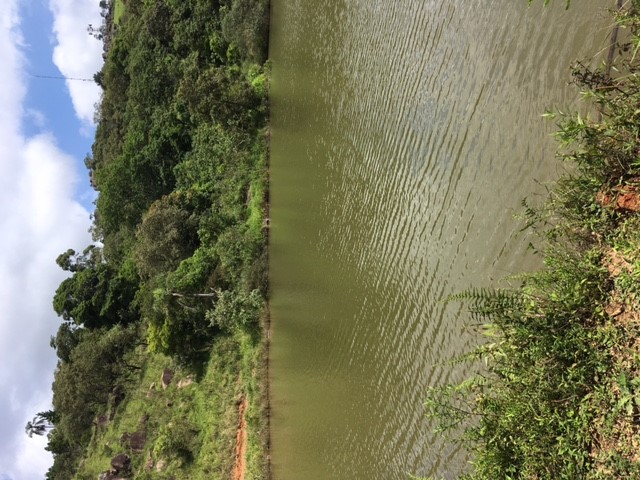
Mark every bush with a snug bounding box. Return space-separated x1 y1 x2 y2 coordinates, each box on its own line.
134 193 200 280
153 419 199 463
206 289 263 332
221 0 269 63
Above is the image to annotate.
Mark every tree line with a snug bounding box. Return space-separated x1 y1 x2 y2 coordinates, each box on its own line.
34 0 270 477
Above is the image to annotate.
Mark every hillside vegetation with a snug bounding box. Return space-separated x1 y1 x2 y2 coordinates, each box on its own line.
428 3 640 479
32 0 271 478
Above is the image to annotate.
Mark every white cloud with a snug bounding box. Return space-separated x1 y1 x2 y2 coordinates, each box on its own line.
48 0 103 125
25 109 46 129
0 1 93 478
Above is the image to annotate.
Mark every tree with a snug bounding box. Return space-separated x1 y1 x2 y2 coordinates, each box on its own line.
145 281 216 364
51 325 139 445
133 192 199 280
140 247 220 363
53 248 138 328
25 411 57 437
50 322 82 363
176 63 262 128
221 0 269 63
206 288 262 332
53 265 111 327
55 245 101 273
87 24 103 41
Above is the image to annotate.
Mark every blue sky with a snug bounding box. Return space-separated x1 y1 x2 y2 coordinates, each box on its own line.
22 1 94 182
0 0 103 478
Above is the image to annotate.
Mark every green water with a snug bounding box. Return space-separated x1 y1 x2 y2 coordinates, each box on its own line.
269 1 611 478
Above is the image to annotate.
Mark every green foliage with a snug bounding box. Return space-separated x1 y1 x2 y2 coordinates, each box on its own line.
221 0 269 63
50 322 82 363
176 62 264 129
25 411 57 438
52 262 138 328
153 419 200 463
46 0 271 476
172 122 246 210
114 0 124 24
432 274 614 478
49 324 140 475
56 245 102 272
144 287 215 365
134 192 200 280
431 5 640 479
206 289 263 332
73 330 268 480
142 248 220 364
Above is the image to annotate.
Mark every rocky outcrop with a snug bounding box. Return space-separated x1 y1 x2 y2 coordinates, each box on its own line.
177 375 194 389
121 431 147 453
155 458 167 472
110 453 131 473
161 368 174 389
97 453 131 480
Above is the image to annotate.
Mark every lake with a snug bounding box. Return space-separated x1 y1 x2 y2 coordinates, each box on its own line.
269 1 610 478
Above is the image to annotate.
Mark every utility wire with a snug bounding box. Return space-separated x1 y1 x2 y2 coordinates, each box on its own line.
29 73 94 82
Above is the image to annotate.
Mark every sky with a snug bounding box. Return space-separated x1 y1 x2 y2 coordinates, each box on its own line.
0 0 103 478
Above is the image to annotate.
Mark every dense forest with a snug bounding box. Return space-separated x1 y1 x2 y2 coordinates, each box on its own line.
30 0 271 478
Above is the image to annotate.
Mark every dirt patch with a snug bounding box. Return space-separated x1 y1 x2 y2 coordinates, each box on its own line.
603 248 633 278
595 189 614 209
231 396 248 480
596 178 640 213
616 186 640 212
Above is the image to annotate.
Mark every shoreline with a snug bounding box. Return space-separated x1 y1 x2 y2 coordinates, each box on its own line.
429 2 640 477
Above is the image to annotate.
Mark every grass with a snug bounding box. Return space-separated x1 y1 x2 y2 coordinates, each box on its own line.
246 132 268 239
75 327 268 479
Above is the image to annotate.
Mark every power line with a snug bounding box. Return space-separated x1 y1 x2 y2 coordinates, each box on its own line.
29 73 94 82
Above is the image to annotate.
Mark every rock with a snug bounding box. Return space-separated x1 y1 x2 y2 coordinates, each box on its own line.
596 189 614 208
177 375 194 389
603 248 633 278
121 431 146 453
156 458 167 472
110 453 131 473
161 368 174 389
597 181 640 212
127 432 147 453
606 302 624 317
96 414 109 428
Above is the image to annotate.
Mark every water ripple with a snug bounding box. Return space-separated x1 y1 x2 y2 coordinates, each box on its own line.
270 0 610 478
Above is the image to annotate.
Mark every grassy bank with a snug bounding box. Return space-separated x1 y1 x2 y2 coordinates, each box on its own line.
427 4 640 479
74 326 268 479
36 0 272 478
